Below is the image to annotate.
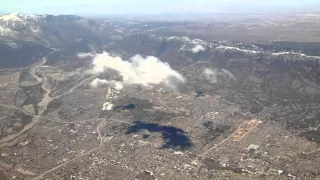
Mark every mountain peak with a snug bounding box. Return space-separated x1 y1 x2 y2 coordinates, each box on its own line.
0 13 47 21
0 13 23 21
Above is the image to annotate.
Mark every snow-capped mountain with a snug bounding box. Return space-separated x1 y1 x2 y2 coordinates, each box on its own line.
1 13 320 70
163 36 320 61
0 13 112 68
108 34 320 65
0 13 43 37
0 13 108 47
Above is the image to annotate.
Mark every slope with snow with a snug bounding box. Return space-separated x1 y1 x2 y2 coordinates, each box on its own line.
163 36 320 61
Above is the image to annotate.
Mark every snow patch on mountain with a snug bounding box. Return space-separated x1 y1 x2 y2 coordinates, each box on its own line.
0 25 16 36
4 42 20 48
192 45 206 53
216 45 260 55
165 36 208 46
165 36 212 52
30 26 39 32
0 13 46 23
163 36 320 60
215 45 320 60
0 13 45 36
0 13 22 21
271 52 320 59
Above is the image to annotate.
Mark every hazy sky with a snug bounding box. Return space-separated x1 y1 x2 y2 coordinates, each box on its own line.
1 0 320 15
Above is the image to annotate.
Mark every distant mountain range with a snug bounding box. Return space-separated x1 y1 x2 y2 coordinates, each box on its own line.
0 13 113 68
0 13 109 46
1 13 320 69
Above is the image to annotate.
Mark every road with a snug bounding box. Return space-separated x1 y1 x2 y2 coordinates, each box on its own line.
0 59 95 148
0 60 48 148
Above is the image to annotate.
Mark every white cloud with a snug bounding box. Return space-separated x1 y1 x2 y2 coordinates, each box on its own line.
90 78 108 87
221 69 237 81
77 52 95 58
112 81 124 90
90 78 124 90
191 45 205 53
89 52 185 91
203 68 237 83
203 68 218 83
